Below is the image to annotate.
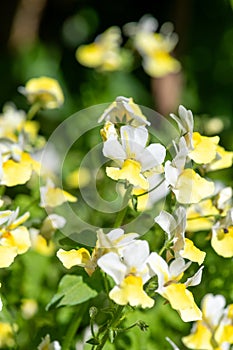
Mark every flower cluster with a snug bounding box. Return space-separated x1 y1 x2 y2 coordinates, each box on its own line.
75 14 181 78
58 95 232 333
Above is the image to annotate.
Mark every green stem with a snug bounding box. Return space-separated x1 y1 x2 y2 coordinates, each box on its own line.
62 304 88 350
95 305 124 350
27 102 41 120
113 185 133 228
134 178 165 198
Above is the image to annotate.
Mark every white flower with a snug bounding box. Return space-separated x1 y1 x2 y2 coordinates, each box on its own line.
155 206 206 264
147 253 203 322
37 334 61 350
165 137 214 204
98 96 150 126
97 240 155 308
170 105 194 149
103 125 166 189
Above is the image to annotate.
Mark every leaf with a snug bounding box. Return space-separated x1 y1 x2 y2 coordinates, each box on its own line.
46 274 97 310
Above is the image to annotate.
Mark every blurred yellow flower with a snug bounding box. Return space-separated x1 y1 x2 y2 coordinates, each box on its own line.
65 167 91 189
21 298 38 319
40 179 77 208
0 322 16 348
186 199 219 232
206 145 233 172
124 15 181 77
189 132 219 164
0 208 31 267
76 27 130 72
19 76 64 109
1 152 40 187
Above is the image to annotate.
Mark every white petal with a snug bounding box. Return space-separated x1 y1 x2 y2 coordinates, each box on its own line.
120 125 148 158
97 252 126 284
123 240 150 268
103 139 126 164
138 143 166 171
169 257 191 277
154 210 177 237
185 266 204 287
165 161 179 187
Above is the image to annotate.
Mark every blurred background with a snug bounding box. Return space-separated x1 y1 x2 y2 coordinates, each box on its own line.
0 1 233 349
1 0 233 125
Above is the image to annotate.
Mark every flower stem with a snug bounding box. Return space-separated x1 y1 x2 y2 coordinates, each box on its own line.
95 305 124 350
27 102 41 120
62 304 88 350
114 185 133 228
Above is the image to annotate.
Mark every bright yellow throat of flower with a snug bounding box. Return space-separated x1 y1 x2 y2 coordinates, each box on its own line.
106 159 149 190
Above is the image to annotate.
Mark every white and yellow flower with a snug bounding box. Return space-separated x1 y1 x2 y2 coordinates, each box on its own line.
124 15 181 77
182 293 233 349
57 228 138 276
103 125 166 190
98 96 150 126
0 140 40 187
211 208 233 258
76 27 130 72
165 137 214 204
37 334 61 350
40 179 77 208
0 207 31 267
97 240 155 308
19 76 64 110
155 207 206 264
147 254 203 322
170 105 194 150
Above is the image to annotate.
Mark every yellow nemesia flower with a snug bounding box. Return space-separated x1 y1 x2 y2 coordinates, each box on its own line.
174 168 215 204
181 238 206 265
0 322 16 348
40 179 77 208
76 27 129 72
164 283 202 322
66 167 91 189
189 132 220 164
57 247 96 276
143 50 181 78
1 152 40 187
109 275 154 308
211 226 233 258
182 321 213 350
19 76 64 109
106 159 149 190
186 199 219 232
207 145 233 172
0 209 31 267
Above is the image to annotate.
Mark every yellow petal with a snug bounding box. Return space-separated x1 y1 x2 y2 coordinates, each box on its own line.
181 238 206 265
175 169 214 204
24 76 64 109
207 145 233 171
132 188 149 211
186 199 219 232
163 283 202 322
43 188 77 207
57 248 91 269
76 43 104 67
189 132 219 164
106 159 148 190
9 226 31 254
143 51 181 78
0 246 17 268
109 275 154 308
32 235 55 256
182 321 213 350
211 226 233 258
215 323 233 344
2 157 32 187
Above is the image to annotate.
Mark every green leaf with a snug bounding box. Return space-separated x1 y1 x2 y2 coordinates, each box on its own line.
46 274 97 310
